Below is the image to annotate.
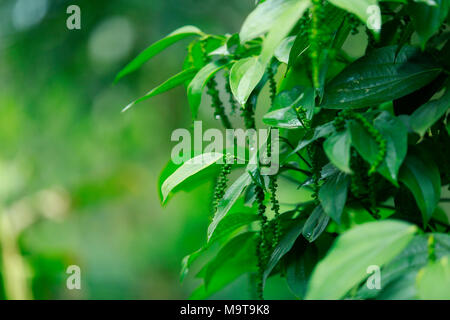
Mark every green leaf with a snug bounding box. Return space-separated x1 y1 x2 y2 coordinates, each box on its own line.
180 202 258 281
274 36 296 64
374 111 408 184
240 0 307 43
357 233 450 299
288 2 346 68
187 60 228 118
263 107 303 128
268 86 315 117
202 232 258 295
288 122 335 158
409 0 450 49
229 57 265 105
288 31 310 68
318 172 350 223
260 0 311 65
410 85 450 137
115 25 203 82
122 68 198 112
207 170 255 239
306 220 417 300
160 152 223 203
208 212 260 244
416 256 450 300
286 244 318 299
321 46 442 109
263 220 305 286
323 130 352 174
349 111 408 185
327 0 380 33
399 152 441 226
302 205 330 242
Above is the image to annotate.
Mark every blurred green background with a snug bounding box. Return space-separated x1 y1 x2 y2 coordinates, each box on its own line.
0 0 272 300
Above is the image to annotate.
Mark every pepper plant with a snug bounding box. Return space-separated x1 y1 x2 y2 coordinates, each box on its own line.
116 0 450 299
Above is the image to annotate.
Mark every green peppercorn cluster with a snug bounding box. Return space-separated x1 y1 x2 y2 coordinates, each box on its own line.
206 78 232 129
268 176 281 246
212 161 232 212
224 71 238 115
344 111 386 175
255 184 269 300
307 142 321 204
267 60 278 104
200 39 232 129
310 0 327 89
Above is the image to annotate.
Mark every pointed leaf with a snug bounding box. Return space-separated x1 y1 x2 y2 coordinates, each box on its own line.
115 26 203 82
302 205 330 242
260 0 311 64
229 57 265 105
306 220 417 299
263 220 305 286
410 85 450 137
321 46 442 109
274 36 296 64
349 111 408 185
207 170 254 239
318 172 350 223
160 152 223 203
399 153 441 225
323 130 352 174
240 0 307 43
203 232 258 292
188 61 228 118
122 68 198 112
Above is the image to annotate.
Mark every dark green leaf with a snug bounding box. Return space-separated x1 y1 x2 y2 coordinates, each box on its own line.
318 172 350 223
410 85 450 137
302 205 330 242
286 244 318 299
321 46 441 109
399 152 441 226
288 122 335 158
263 220 305 286
409 0 450 49
349 111 408 185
